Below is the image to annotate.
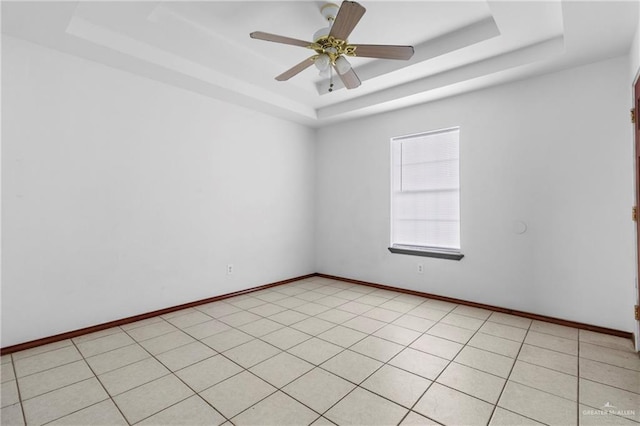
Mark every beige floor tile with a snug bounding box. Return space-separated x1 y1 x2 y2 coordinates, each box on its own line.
274 286 308 297
498 381 577 425
250 352 314 388
388 348 449 380
196 302 242 318
479 322 527 342
361 365 431 408
361 307 403 323
379 300 416 314
333 290 364 301
137 395 225 425
1 381 19 408
224 339 280 368
175 354 242 392
525 331 578 355
288 338 343 365
393 294 426 306
407 306 448 322
316 296 352 309
296 291 327 302
291 317 335 335
14 346 82 378
161 308 198 320
530 321 578 340
321 350 383 384
437 362 506 403
139 330 196 355
113 374 193 424
182 319 231 340
71 328 122 345
248 303 287 317
414 382 494 426
579 403 639 425
126 321 178 342
120 317 163 332
579 379 640 422
350 336 404 362
392 314 436 332
1 403 25 426
370 289 401 299
489 407 545 425
293 302 331 316
451 305 492 320
1 355 11 365
423 299 457 312
314 286 345 296
580 342 640 371
338 301 375 315
18 360 93 400
487 312 532 329
166 311 214 329
1 363 15 383
238 318 284 337
579 358 640 394
218 311 262 327
427 323 474 344
254 291 289 303
579 330 635 352
399 411 440 425
355 294 389 306
156 341 216 371
200 371 275 419
373 324 421 346
48 400 127 425
233 391 318 426
262 327 312 350
99 357 169 396
342 316 386 334
23 377 108 426
441 313 485 331
228 297 266 310
268 309 309 325
283 368 355 413
76 332 135 358
468 332 522 358
86 344 149 375
201 329 254 352
454 346 515 378
310 416 335 425
318 326 366 348
518 344 577 376
410 334 464 360
274 297 309 309
325 387 408 426
509 361 577 401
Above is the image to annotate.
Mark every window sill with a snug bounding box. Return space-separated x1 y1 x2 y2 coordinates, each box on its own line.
388 247 464 261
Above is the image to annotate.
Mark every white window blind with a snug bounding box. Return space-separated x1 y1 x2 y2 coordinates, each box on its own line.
391 127 460 252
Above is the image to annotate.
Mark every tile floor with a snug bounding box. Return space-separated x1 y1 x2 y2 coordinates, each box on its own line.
1 277 639 425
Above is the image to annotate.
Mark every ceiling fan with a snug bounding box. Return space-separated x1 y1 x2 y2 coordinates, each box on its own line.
250 1 414 91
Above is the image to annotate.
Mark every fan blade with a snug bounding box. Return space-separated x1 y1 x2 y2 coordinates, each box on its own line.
335 66 361 89
250 31 313 48
351 44 414 60
276 56 316 81
329 1 366 41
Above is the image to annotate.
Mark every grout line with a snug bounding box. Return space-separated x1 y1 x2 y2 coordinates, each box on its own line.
8 354 27 426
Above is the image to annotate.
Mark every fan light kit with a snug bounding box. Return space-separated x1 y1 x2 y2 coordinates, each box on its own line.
250 1 414 92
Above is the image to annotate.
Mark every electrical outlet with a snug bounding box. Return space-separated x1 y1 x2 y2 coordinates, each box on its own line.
227 264 234 275
417 264 424 274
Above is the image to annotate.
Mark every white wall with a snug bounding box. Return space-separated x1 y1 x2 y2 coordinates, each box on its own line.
1 36 316 347
316 55 636 333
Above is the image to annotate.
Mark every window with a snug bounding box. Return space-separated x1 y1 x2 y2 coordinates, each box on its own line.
389 127 463 260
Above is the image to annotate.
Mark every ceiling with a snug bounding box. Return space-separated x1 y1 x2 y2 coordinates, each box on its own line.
2 1 638 127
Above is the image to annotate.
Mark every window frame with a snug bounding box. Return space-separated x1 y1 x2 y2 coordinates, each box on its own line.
388 127 464 261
